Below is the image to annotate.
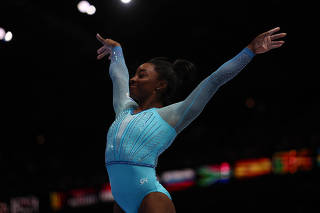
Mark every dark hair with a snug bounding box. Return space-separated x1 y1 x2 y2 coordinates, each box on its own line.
148 57 197 105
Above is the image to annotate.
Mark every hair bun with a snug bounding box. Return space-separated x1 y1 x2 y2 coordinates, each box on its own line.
173 59 197 100
147 57 197 104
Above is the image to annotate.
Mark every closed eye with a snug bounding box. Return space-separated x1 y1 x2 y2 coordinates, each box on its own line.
138 70 147 78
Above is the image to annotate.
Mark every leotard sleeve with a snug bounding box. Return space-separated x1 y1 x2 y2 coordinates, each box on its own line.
157 47 255 134
109 46 138 117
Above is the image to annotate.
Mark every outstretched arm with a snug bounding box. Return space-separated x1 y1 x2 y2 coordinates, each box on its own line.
158 27 286 134
96 34 138 117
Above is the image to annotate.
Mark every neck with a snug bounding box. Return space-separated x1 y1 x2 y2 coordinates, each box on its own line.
135 97 163 113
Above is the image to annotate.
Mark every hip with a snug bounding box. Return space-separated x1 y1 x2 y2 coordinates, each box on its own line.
106 163 171 212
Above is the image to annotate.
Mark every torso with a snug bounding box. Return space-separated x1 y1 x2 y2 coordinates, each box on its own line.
105 108 177 168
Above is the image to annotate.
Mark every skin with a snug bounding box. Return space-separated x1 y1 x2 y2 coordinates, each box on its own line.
112 192 176 213
129 62 167 114
96 27 286 213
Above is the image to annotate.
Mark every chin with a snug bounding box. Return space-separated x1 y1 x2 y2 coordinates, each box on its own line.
130 95 138 102
129 91 138 102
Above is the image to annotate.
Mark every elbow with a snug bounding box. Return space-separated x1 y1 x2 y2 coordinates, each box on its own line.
188 105 204 120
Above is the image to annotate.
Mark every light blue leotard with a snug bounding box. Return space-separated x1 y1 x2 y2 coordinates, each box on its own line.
105 46 255 212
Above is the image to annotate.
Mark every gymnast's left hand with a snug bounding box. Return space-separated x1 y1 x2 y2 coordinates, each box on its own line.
96 33 121 60
247 27 287 54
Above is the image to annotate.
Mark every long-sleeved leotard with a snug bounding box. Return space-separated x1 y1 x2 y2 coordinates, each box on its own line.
108 46 254 133
105 46 254 213
158 47 255 133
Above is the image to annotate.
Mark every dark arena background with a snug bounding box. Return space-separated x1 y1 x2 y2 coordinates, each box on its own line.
0 0 319 212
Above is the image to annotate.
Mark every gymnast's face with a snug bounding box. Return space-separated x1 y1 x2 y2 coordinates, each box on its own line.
129 63 161 103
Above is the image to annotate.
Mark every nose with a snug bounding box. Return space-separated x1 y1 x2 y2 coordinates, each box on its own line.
129 76 136 86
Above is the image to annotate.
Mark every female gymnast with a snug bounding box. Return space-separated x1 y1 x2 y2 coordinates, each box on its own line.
96 27 286 213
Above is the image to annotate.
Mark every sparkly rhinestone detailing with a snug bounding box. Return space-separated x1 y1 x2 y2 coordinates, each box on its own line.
106 108 176 168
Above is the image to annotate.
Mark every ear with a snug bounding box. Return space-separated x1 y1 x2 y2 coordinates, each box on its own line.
156 80 168 92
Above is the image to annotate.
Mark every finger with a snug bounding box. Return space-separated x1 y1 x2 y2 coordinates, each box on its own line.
267 27 280 35
97 51 108 60
270 33 287 40
271 40 285 46
271 42 284 49
97 46 108 54
96 33 106 44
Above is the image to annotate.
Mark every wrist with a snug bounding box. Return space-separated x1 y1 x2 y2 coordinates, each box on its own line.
247 43 255 54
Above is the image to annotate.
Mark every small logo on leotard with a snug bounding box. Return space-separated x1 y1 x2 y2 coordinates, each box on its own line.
140 177 148 185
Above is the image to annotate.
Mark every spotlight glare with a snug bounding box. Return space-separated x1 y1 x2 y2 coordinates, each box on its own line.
77 0 90 13
4 31 13 42
0 27 5 40
121 0 132 4
86 5 96 15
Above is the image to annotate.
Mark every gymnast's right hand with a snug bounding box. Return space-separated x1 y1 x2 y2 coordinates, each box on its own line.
96 33 121 60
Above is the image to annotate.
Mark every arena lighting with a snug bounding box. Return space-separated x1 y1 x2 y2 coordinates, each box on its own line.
234 158 272 179
0 202 8 213
77 1 96 15
50 186 115 211
77 1 90 13
4 31 13 42
86 5 96 15
245 97 255 109
120 0 132 4
272 149 313 175
10 196 39 213
160 169 196 192
198 162 231 187
0 27 5 40
50 192 64 211
99 184 114 202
